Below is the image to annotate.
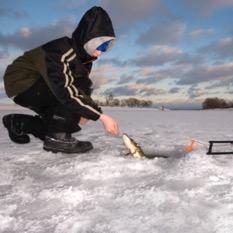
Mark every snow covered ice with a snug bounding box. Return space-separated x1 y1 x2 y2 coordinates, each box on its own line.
1 107 233 233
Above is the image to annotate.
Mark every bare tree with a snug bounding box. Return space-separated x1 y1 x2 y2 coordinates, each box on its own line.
105 92 114 106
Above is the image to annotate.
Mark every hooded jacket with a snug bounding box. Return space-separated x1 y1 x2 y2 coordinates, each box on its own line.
4 6 115 121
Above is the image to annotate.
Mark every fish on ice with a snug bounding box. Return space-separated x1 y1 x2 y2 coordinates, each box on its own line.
122 133 145 159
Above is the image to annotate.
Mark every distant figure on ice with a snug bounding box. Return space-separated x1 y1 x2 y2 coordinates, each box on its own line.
2 6 120 154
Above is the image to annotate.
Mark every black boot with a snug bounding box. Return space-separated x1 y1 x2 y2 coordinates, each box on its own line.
2 114 47 143
43 133 93 154
2 114 30 144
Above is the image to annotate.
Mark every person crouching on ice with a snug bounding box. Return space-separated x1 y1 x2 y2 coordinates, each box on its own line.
2 6 120 154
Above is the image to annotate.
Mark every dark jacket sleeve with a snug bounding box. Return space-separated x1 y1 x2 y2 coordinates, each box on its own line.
42 44 102 121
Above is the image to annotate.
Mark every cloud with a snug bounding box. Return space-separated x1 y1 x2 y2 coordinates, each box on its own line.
58 0 87 9
105 85 137 96
187 85 204 99
132 45 183 67
175 53 205 66
0 7 28 19
139 86 166 97
91 63 130 91
0 50 9 60
0 18 75 50
136 65 187 83
0 90 7 99
100 0 169 30
189 28 214 38
136 66 174 82
178 0 233 17
98 58 128 67
117 75 134 85
205 78 233 89
0 81 4 90
199 36 233 60
177 62 233 85
90 64 116 89
136 77 157 84
136 20 186 46
0 80 6 99
169 87 180 94
105 83 166 97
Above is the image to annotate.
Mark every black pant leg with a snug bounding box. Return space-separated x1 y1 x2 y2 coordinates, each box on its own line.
14 78 81 135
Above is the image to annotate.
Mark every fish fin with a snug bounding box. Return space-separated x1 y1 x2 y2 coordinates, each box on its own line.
124 152 131 156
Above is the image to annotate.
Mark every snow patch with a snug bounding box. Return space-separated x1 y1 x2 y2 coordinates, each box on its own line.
1 109 233 232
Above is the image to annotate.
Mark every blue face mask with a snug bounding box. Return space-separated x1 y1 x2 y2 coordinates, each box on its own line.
96 40 111 52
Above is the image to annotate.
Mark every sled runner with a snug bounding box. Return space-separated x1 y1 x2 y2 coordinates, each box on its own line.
207 141 233 155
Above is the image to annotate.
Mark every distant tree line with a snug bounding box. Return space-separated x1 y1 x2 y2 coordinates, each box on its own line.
95 93 153 107
202 97 233 109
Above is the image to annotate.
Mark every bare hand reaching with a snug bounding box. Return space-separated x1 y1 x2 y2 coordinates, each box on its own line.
99 114 120 136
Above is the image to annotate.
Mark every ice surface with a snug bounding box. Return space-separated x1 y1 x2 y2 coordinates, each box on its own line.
1 108 233 233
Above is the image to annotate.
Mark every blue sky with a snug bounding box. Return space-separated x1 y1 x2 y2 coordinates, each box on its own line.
0 0 233 109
